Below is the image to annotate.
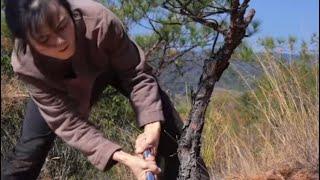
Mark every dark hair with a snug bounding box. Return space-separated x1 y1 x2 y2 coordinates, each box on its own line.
4 0 73 54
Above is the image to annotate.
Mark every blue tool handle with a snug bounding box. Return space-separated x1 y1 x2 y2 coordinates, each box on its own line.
146 172 155 180
143 149 155 180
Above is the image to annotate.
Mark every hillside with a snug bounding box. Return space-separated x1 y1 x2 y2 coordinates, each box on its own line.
158 55 261 96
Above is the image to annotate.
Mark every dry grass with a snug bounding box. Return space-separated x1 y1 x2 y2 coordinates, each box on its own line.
200 54 319 179
1 75 28 115
1 75 29 162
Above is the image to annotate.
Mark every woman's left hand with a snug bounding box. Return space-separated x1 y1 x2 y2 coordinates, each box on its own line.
135 121 161 158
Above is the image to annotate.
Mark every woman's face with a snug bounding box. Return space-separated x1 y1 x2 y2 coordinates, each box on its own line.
27 0 76 60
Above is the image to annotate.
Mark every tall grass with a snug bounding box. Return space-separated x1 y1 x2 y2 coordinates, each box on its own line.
1 76 27 161
200 53 319 179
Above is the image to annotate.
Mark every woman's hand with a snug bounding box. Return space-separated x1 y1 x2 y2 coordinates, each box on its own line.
135 121 161 158
112 150 161 180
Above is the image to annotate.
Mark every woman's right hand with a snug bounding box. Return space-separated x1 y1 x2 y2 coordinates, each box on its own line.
112 150 161 180
127 154 161 180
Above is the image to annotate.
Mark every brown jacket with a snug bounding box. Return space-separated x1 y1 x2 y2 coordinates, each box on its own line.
11 0 165 171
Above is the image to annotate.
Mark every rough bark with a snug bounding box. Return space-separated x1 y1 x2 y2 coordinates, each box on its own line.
176 1 255 179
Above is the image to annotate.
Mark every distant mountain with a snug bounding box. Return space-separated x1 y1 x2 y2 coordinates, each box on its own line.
158 49 261 95
156 50 307 96
157 57 262 96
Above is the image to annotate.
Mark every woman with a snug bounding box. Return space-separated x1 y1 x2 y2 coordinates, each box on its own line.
2 0 209 179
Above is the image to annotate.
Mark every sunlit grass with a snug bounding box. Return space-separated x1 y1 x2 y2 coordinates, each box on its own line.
199 53 319 178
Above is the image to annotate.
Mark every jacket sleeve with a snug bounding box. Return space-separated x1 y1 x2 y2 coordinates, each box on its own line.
19 75 121 171
100 15 165 128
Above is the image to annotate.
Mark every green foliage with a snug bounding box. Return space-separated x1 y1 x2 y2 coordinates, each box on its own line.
233 41 255 62
288 35 297 51
300 40 312 61
104 0 162 29
134 34 159 50
1 12 14 77
102 0 247 76
90 86 139 151
1 18 12 40
259 36 276 51
1 50 14 77
237 91 260 126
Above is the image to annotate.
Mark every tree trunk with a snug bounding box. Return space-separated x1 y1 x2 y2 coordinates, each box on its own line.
177 2 255 179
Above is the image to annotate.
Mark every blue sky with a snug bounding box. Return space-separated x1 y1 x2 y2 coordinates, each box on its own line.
248 0 319 46
131 1 319 50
